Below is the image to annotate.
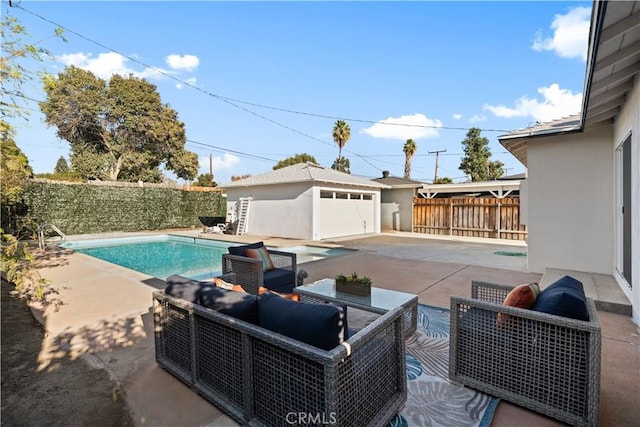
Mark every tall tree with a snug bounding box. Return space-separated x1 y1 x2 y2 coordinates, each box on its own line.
273 153 318 170
331 156 350 174
458 127 504 181
54 156 69 173
403 139 417 180
193 173 216 187
1 14 62 232
39 66 199 182
332 120 350 170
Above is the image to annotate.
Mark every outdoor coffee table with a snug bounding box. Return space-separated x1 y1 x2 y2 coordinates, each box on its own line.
294 278 418 336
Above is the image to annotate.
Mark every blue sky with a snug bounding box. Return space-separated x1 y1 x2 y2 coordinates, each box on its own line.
6 1 592 184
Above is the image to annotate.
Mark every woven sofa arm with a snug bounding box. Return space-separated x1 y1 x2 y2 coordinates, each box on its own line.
221 254 263 294
266 249 297 271
471 280 515 303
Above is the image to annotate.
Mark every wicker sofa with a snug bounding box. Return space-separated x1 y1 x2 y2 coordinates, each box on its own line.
449 280 601 427
153 274 407 427
222 243 297 294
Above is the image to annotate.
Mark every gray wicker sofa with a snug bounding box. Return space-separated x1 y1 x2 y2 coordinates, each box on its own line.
222 242 297 294
449 280 601 427
153 274 407 427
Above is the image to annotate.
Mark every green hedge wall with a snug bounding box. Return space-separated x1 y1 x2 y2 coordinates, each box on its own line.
19 180 225 235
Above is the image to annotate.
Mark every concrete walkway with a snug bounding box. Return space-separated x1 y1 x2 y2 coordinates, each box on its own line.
31 232 639 427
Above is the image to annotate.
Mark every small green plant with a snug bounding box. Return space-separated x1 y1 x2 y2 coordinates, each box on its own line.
335 272 372 286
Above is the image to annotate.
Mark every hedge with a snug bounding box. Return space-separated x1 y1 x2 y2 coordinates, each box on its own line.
16 180 225 235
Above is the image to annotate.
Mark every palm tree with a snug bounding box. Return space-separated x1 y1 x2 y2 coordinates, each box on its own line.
403 139 417 179
332 120 351 169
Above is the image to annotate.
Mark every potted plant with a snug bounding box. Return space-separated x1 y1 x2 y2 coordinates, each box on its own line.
334 272 372 296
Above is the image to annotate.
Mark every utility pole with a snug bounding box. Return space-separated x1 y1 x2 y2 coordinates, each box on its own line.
209 154 214 185
428 149 446 182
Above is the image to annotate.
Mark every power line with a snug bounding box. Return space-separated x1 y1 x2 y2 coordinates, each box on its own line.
12 3 514 137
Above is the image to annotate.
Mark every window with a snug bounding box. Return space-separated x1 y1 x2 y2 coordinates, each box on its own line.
335 192 348 199
362 194 373 200
320 191 334 199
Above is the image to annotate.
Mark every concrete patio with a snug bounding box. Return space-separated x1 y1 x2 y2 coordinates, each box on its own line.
29 232 639 426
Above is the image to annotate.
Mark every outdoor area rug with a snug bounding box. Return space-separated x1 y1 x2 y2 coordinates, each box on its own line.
388 304 500 427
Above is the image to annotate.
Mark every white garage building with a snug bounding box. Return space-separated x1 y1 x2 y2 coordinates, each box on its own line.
221 162 388 240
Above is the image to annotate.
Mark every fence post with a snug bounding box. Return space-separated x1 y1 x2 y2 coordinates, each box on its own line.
497 202 501 239
449 200 453 236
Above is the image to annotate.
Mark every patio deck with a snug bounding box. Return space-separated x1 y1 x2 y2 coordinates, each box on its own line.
27 232 640 426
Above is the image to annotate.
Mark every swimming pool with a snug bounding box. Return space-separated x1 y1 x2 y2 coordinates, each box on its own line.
61 235 354 280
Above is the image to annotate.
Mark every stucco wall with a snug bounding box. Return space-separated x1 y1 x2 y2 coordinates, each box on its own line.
226 183 314 240
612 73 639 323
527 124 614 274
380 188 415 232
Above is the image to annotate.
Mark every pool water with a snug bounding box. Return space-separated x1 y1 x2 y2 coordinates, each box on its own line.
61 235 353 280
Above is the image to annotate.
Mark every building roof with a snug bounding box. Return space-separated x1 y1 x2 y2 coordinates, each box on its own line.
499 0 640 166
371 171 424 189
220 162 389 189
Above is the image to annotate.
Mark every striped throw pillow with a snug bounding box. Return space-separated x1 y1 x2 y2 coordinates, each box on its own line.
245 246 275 271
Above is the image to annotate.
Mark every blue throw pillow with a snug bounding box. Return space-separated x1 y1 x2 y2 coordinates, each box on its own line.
165 274 213 304
228 241 264 256
258 292 348 351
200 286 259 324
532 275 589 321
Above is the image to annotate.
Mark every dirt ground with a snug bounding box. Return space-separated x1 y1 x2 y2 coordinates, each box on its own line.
1 279 134 427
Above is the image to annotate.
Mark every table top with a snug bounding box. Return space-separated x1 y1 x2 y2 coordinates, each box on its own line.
295 278 418 313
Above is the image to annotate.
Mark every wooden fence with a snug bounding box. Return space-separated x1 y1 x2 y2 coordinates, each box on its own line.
413 197 527 240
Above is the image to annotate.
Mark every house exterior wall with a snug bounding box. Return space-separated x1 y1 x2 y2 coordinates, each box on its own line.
226 183 314 240
380 188 415 232
527 125 614 275
612 74 639 324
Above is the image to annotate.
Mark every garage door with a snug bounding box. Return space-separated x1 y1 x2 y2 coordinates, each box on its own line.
318 191 375 239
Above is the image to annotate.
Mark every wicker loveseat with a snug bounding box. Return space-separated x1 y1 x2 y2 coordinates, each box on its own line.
449 280 601 427
153 274 407 427
222 242 297 294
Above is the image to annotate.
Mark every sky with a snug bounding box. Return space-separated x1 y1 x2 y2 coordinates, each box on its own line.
5 0 593 184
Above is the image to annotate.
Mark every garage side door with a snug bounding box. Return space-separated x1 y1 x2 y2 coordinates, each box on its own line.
318 191 375 239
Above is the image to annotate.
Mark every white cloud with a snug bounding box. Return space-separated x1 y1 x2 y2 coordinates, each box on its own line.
198 153 240 173
483 83 582 122
176 77 197 90
469 114 487 123
56 51 168 80
532 6 591 61
166 54 200 71
361 113 442 140
452 113 462 120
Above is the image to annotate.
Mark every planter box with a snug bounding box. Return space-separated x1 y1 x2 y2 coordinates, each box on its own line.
335 279 371 296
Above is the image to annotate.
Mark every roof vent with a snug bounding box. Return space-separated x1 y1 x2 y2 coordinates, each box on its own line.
382 170 390 178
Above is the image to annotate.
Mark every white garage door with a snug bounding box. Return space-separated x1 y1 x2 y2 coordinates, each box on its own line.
318 191 375 239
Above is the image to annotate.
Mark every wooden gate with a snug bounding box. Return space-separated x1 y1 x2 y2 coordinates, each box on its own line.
413 197 527 240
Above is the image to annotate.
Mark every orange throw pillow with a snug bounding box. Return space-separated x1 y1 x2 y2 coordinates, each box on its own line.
498 282 540 327
257 286 300 302
213 277 246 293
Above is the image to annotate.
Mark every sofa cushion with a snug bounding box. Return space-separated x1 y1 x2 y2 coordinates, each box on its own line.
246 246 275 271
165 274 213 304
263 268 296 293
532 275 589 321
258 292 348 351
212 276 247 293
200 286 259 324
228 241 264 257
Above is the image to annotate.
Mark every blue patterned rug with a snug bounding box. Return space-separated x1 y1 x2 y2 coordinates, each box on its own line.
389 304 499 427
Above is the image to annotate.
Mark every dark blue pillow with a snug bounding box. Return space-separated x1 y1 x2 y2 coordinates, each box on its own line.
228 241 264 256
532 275 589 321
165 274 213 304
200 286 258 324
258 292 348 351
